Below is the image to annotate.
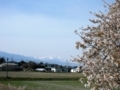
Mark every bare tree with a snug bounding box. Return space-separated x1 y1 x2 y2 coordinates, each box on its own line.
73 0 120 90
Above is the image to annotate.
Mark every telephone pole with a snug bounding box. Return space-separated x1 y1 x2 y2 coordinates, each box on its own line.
6 58 8 78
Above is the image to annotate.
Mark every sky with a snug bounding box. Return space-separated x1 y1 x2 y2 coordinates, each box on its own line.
0 0 114 60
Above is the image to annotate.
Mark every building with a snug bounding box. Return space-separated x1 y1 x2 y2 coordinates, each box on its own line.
35 63 70 73
51 67 62 72
70 66 83 73
70 68 77 73
0 63 18 71
76 66 82 73
44 63 58 72
61 66 69 72
36 68 47 72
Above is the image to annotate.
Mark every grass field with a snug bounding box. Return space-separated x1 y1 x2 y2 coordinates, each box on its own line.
0 71 88 90
0 81 88 90
0 71 84 79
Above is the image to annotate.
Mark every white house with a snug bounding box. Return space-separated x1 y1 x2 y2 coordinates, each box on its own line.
51 67 62 72
76 66 82 72
70 68 77 73
36 68 47 72
71 66 82 73
44 64 58 72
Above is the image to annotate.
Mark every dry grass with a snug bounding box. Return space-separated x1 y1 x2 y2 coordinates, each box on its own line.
0 83 27 90
0 71 84 78
8 83 27 90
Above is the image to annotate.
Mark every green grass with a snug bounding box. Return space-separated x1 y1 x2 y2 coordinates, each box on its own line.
0 71 88 90
0 81 88 90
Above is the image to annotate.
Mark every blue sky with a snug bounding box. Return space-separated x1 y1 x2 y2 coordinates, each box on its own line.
0 0 114 59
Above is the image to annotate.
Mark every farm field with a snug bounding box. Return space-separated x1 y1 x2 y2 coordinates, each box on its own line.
0 81 88 90
0 71 84 79
0 71 88 90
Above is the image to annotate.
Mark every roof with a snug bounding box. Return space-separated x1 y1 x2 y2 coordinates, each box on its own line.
0 63 18 66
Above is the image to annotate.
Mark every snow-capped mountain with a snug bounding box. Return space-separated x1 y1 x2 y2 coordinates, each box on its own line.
0 51 78 66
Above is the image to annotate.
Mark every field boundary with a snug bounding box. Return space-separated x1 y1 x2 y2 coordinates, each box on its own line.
0 77 83 81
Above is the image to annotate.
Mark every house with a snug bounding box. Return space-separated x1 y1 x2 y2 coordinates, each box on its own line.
44 63 58 72
35 63 70 73
76 66 82 72
0 63 18 71
70 68 77 73
71 66 83 73
51 67 62 72
44 63 58 68
61 66 69 72
36 68 47 72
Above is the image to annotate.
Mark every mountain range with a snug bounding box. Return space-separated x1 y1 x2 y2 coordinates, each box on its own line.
0 51 78 66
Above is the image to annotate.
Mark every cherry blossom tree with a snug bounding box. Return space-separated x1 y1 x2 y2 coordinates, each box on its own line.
74 0 120 90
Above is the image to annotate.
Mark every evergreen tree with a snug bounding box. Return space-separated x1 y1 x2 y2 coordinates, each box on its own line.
0 57 5 64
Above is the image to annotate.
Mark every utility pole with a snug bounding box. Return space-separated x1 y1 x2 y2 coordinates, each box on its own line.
6 58 8 78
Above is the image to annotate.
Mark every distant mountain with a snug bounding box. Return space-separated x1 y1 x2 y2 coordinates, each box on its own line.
0 51 39 62
0 51 78 66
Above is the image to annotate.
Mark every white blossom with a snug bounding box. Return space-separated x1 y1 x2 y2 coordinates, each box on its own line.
73 0 120 90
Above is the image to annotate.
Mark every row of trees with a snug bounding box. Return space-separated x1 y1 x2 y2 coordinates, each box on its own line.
0 57 6 64
0 57 72 71
18 60 45 70
0 57 45 70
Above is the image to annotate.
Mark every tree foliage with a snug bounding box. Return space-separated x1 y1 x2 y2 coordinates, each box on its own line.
28 61 37 69
74 0 120 90
0 57 6 64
